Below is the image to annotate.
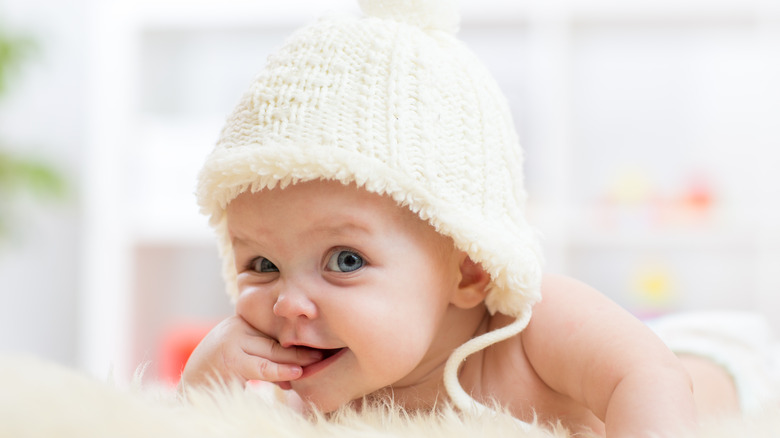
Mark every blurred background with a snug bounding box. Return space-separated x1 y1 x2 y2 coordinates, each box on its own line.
1 0 779 384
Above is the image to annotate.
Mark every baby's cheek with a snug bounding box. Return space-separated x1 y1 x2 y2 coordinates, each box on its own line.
373 320 431 365
235 287 274 328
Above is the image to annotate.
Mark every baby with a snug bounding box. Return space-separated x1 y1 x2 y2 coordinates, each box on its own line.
181 1 751 436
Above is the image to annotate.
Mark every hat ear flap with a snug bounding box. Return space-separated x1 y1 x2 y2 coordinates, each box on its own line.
451 254 491 309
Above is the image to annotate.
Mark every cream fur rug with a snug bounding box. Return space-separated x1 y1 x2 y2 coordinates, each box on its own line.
1 355 778 438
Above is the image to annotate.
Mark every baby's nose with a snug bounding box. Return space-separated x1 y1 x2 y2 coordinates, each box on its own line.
272 287 318 320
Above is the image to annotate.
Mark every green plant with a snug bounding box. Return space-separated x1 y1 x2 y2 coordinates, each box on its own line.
0 25 65 237
0 26 35 94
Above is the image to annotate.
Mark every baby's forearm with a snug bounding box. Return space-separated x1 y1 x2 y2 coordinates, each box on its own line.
605 365 697 438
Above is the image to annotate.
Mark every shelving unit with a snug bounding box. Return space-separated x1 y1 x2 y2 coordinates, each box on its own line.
82 0 780 380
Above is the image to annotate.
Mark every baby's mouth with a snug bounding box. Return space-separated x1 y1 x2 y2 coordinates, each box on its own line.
296 345 345 363
317 348 344 360
297 346 348 380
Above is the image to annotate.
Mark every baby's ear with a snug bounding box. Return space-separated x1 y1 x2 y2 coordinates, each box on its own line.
452 253 491 309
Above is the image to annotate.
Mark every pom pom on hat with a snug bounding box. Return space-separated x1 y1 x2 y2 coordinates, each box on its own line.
358 0 460 33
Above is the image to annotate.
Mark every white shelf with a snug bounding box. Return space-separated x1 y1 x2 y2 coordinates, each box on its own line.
567 227 757 250
124 116 223 244
129 210 214 246
530 203 761 250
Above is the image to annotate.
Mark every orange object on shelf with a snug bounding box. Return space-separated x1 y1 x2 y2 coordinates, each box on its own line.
157 322 216 386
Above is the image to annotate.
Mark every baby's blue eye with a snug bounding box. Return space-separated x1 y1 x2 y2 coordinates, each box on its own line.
251 257 278 273
326 250 364 273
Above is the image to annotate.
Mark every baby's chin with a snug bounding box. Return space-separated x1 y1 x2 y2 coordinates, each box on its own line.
289 391 354 415
289 382 376 415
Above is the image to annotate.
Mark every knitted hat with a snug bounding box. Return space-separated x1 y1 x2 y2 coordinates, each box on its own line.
196 0 543 421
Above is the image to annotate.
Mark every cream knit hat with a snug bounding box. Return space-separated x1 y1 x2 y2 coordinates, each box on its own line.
196 0 543 420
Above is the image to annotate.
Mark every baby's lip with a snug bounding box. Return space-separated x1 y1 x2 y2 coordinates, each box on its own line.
282 341 345 361
295 345 344 360
300 347 347 378
278 336 345 357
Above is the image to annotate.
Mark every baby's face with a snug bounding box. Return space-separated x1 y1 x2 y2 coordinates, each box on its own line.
226 180 465 412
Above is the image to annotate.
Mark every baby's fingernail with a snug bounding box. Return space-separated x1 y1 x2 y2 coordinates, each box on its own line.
289 366 303 377
308 350 323 360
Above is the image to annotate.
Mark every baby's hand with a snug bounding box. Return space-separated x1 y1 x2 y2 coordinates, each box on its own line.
178 315 322 391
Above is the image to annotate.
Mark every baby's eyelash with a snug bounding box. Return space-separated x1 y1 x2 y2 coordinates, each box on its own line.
247 256 279 273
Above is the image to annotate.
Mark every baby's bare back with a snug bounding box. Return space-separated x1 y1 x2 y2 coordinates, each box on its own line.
461 307 739 436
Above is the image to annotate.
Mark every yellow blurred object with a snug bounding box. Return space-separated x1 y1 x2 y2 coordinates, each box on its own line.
610 166 652 205
633 262 676 309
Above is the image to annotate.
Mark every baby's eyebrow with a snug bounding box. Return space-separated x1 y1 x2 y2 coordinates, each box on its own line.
228 219 374 248
229 234 255 249
227 220 269 247
309 220 373 237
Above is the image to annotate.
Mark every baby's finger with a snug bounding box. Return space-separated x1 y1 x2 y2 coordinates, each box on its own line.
241 336 323 366
246 357 303 383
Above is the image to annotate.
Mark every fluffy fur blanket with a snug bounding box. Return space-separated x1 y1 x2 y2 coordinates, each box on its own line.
1 355 778 438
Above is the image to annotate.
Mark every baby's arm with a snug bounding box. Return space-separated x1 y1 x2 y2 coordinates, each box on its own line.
178 315 322 392
522 275 697 438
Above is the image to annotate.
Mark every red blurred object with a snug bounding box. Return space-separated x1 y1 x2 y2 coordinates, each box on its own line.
684 172 715 211
157 322 216 386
